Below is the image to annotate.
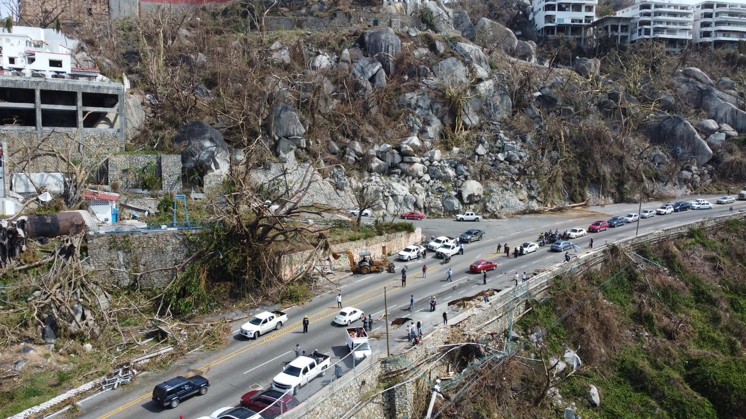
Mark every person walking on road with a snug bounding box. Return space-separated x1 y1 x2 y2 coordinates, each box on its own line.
522 272 528 282
417 320 423 337
368 314 373 330
430 296 437 312
302 315 309 333
443 312 448 325
406 323 413 342
459 243 464 255
497 243 502 254
409 294 415 311
295 344 302 358
336 293 342 308
565 251 571 262
447 267 453 282
514 272 519 285
362 316 369 331
422 264 427 278
505 244 510 257
401 267 407 287
589 238 594 248
483 270 487 285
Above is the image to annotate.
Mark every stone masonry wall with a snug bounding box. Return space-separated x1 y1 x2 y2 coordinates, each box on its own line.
290 211 746 418
3 130 121 175
108 154 183 192
87 230 194 288
279 229 422 280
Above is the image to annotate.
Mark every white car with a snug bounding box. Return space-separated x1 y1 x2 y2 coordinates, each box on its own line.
397 245 424 261
656 205 674 215
640 209 656 219
520 242 539 254
348 209 372 217
208 407 262 419
716 196 736 204
693 200 712 210
426 236 456 251
623 213 639 223
334 307 365 326
567 228 587 239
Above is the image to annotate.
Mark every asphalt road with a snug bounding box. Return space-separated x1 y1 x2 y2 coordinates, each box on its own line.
64 196 746 419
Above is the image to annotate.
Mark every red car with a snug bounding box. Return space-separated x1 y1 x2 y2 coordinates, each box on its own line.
400 212 426 220
588 220 609 233
470 259 497 273
240 389 300 418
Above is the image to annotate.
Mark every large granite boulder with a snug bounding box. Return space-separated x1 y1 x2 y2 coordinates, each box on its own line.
514 40 537 64
272 104 306 139
574 57 600 78
702 93 746 133
648 116 713 166
423 2 455 34
460 179 484 204
452 10 476 41
174 121 231 176
474 18 518 54
432 57 470 89
453 42 489 71
364 28 401 75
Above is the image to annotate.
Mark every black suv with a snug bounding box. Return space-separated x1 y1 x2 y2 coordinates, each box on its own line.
152 375 209 409
673 201 691 212
459 229 484 243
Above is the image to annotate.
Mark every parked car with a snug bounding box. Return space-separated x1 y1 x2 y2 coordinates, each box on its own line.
455 211 482 221
588 220 609 233
520 242 539 254
716 196 736 204
469 259 497 273
673 201 691 212
608 216 627 227
567 228 587 239
400 211 425 220
333 307 364 326
640 209 656 219
435 243 461 259
624 213 639 223
241 389 300 418
656 205 674 215
693 200 713 210
397 245 424 261
459 229 485 243
208 406 262 419
152 375 209 409
550 241 574 252
240 311 288 339
272 353 330 395
348 208 372 217
427 236 457 251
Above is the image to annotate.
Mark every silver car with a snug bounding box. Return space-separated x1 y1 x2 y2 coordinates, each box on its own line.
640 209 656 219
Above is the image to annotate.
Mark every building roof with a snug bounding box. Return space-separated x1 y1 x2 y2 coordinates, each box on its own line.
83 190 120 202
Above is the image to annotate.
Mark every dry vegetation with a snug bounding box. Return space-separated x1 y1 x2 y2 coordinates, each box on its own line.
434 220 746 418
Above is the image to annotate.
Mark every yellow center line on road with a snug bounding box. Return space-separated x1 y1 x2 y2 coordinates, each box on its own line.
99 269 439 418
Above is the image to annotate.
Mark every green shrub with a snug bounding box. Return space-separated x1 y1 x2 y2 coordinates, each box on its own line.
280 283 313 306
685 357 746 419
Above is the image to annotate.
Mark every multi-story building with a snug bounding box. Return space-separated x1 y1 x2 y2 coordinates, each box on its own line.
532 0 598 39
693 0 746 47
0 26 103 79
591 15 634 47
616 0 694 51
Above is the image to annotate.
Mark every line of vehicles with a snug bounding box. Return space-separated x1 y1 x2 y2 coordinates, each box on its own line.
150 194 745 418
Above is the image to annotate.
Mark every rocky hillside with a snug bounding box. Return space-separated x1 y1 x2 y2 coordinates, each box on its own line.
440 221 746 418
71 3 746 217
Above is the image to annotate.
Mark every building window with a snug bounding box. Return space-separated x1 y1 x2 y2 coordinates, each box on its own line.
8 57 15 64
49 59 63 68
28 57 35 64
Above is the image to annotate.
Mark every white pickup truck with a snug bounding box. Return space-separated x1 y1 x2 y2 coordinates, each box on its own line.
272 351 331 395
240 310 288 339
427 236 456 251
435 243 461 259
456 211 482 221
345 327 371 361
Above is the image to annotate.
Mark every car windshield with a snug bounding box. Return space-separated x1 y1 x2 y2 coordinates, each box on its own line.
249 317 263 325
338 311 349 317
283 366 302 377
404 247 416 252
522 242 532 247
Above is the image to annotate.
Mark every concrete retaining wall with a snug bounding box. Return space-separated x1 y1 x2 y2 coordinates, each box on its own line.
279 229 422 279
108 154 183 192
287 211 746 418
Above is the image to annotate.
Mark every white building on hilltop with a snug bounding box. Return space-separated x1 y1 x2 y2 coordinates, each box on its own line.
0 26 83 79
616 0 694 51
693 0 746 46
532 0 598 39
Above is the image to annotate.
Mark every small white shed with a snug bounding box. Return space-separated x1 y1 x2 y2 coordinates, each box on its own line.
83 190 120 224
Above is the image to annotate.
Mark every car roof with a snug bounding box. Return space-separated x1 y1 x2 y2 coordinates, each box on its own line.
472 259 490 263
592 220 605 224
339 307 357 313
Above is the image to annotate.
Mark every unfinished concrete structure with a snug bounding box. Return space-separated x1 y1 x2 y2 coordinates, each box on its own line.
0 77 126 196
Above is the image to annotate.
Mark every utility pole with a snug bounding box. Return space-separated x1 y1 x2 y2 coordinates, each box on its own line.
384 286 390 357
636 188 643 237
